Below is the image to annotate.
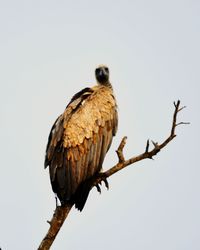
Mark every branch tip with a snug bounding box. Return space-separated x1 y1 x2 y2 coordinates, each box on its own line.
145 139 150 153
176 121 190 127
116 136 127 163
151 140 158 148
178 106 186 112
47 221 51 225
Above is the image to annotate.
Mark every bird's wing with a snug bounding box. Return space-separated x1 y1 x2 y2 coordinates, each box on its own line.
44 87 93 169
45 86 118 205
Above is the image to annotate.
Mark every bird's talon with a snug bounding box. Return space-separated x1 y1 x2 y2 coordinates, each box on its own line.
96 184 101 193
103 178 109 189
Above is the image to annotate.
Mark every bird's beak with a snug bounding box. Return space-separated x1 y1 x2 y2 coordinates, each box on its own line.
99 69 104 76
101 68 107 76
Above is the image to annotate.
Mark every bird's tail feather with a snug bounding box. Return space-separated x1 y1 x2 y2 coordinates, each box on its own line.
73 180 92 211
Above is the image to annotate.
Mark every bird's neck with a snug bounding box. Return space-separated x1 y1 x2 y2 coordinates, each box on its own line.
98 81 112 89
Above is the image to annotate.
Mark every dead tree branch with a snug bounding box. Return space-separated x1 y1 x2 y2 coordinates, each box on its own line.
38 204 73 250
38 100 188 250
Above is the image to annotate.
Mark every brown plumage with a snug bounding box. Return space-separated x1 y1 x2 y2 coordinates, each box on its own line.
45 65 118 211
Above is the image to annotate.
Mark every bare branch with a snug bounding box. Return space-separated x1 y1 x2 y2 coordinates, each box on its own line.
38 100 188 250
178 106 186 112
94 100 189 184
38 204 73 250
176 122 190 126
116 136 127 162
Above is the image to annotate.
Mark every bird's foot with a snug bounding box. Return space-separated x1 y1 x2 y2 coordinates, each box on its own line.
95 174 109 193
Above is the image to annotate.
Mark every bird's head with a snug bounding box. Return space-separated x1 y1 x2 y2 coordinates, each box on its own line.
95 65 110 85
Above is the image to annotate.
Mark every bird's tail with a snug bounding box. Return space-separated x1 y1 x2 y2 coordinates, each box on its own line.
73 180 92 211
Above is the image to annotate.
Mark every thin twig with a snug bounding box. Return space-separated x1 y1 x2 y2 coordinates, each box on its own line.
116 136 127 162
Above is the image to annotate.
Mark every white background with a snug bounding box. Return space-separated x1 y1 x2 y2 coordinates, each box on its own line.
0 0 199 249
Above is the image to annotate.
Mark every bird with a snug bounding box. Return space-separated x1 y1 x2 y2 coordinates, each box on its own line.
44 65 118 211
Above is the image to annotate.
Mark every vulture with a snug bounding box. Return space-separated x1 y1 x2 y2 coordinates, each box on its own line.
44 65 118 211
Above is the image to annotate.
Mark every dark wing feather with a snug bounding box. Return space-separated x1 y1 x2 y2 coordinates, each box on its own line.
44 115 63 168
68 87 93 107
73 121 116 210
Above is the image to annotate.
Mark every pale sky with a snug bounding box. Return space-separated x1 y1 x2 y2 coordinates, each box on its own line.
0 0 199 249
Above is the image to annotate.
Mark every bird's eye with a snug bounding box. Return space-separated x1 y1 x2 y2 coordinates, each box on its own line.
95 68 100 74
